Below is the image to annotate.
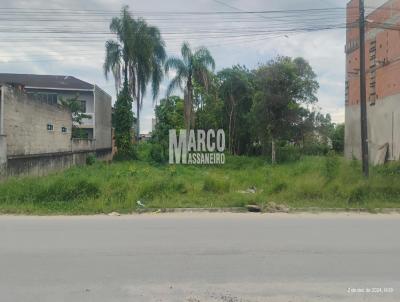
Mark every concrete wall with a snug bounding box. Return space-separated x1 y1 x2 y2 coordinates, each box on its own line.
345 94 400 162
0 135 6 178
94 85 112 150
72 138 95 151
3 86 72 156
0 85 112 180
5 151 94 178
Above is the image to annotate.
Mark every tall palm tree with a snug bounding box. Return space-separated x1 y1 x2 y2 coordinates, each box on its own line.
130 19 166 137
103 6 133 92
165 42 215 131
104 6 166 138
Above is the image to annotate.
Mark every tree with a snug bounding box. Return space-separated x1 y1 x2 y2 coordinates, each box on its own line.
251 56 319 163
332 123 345 153
104 5 166 139
165 41 215 132
60 96 92 139
151 96 185 158
113 83 135 159
217 66 253 155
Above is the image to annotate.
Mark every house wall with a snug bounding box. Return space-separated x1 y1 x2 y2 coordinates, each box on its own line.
3 85 72 156
0 84 112 180
26 88 95 127
94 85 112 150
345 0 400 162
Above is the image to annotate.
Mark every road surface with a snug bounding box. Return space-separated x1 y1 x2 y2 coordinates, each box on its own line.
0 213 399 301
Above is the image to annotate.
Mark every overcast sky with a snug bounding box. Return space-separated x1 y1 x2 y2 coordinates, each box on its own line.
0 0 385 133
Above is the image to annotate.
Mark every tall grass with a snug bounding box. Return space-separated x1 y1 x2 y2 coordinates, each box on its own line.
1 156 400 214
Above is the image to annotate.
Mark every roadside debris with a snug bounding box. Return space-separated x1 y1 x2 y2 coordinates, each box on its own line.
246 204 262 212
108 212 121 216
264 202 290 213
238 186 257 194
137 200 146 207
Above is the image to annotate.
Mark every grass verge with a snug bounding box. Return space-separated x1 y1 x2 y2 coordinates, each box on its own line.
1 156 400 214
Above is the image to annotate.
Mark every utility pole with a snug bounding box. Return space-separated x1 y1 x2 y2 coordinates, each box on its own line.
359 0 369 177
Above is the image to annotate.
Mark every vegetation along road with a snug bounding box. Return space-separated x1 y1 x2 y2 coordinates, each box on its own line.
1 155 400 214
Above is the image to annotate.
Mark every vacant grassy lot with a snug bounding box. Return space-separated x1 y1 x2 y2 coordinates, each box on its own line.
0 156 400 214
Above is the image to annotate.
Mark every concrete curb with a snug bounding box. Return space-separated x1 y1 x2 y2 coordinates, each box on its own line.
135 207 400 214
136 207 247 214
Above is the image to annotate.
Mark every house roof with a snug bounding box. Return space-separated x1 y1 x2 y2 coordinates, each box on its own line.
0 73 94 90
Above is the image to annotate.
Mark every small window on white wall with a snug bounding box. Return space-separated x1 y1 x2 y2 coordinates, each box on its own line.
61 127 67 133
47 123 54 131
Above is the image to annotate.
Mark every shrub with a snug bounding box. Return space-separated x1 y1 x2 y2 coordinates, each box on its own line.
302 142 330 156
86 154 96 165
113 145 137 161
149 143 166 163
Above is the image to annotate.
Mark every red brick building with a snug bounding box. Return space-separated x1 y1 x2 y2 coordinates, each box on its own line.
345 0 400 162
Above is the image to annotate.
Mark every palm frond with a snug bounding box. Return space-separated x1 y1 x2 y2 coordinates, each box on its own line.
181 41 192 66
165 57 187 75
194 47 216 71
166 76 183 97
104 40 122 90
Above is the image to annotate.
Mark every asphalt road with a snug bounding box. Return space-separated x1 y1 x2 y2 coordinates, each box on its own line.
0 213 399 302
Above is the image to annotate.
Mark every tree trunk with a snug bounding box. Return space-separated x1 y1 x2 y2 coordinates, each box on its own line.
186 78 193 132
136 95 140 141
271 138 276 164
136 76 141 141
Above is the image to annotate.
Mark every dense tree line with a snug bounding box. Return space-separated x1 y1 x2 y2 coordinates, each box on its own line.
105 6 344 162
152 56 344 163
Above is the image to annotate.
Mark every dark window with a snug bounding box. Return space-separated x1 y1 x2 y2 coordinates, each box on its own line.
61 127 67 133
80 100 87 113
47 124 54 131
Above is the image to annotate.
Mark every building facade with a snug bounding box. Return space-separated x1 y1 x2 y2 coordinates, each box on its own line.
345 0 400 163
0 74 112 178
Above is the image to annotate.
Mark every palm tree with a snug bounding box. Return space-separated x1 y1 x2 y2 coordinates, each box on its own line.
165 42 215 131
104 6 132 92
130 19 166 137
104 6 166 139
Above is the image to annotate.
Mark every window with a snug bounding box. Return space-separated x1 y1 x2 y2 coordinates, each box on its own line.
61 127 67 133
80 100 87 113
29 93 58 105
47 123 54 131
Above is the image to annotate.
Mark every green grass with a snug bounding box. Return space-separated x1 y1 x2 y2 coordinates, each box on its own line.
1 155 400 214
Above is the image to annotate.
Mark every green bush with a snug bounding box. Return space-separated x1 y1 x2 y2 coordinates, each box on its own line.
302 143 330 156
86 154 97 166
113 145 137 161
149 143 167 163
